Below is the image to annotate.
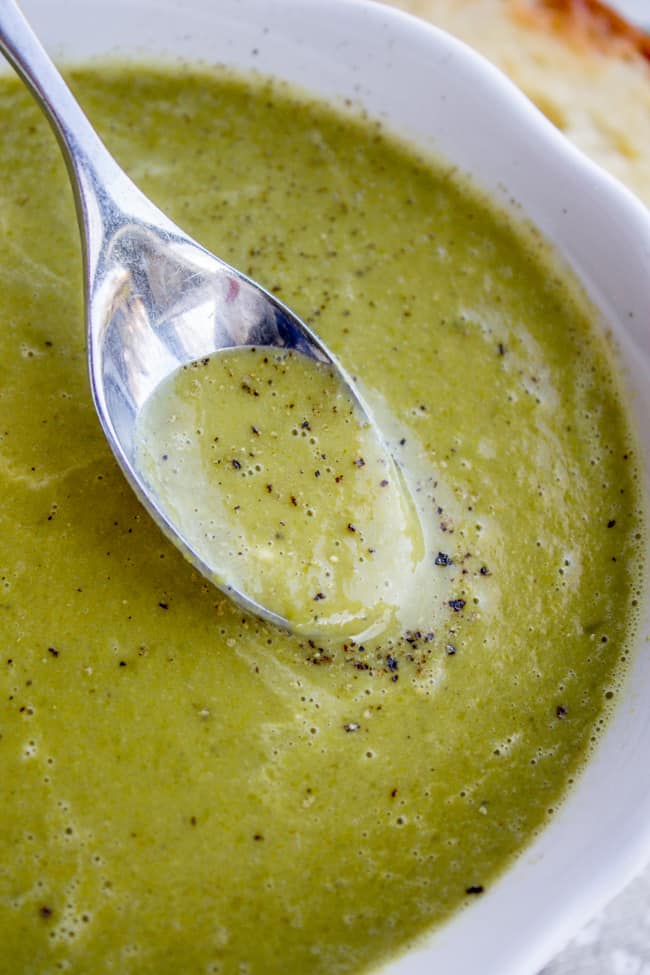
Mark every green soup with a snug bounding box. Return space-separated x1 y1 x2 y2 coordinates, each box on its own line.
0 66 644 975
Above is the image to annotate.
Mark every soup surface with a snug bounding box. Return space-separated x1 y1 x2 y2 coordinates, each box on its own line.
0 66 644 975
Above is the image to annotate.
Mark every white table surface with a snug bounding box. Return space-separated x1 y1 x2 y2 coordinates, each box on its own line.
540 1 650 972
608 0 650 26
542 868 650 974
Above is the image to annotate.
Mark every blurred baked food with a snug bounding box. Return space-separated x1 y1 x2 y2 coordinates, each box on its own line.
383 0 650 206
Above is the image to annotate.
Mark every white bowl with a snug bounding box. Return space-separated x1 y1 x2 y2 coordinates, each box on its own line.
6 1 650 972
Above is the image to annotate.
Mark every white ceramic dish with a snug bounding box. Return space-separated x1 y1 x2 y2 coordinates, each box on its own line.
5 1 650 973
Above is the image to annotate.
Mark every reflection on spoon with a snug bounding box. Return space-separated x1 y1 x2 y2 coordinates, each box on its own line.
0 0 425 635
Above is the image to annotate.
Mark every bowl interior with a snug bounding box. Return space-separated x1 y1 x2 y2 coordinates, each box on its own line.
5 2 650 973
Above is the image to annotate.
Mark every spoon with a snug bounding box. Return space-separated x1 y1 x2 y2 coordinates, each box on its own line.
0 0 420 634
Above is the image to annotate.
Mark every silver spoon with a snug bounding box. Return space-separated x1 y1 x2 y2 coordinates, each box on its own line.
0 0 401 632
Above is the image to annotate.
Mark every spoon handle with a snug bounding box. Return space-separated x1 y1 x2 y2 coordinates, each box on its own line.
0 0 162 266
